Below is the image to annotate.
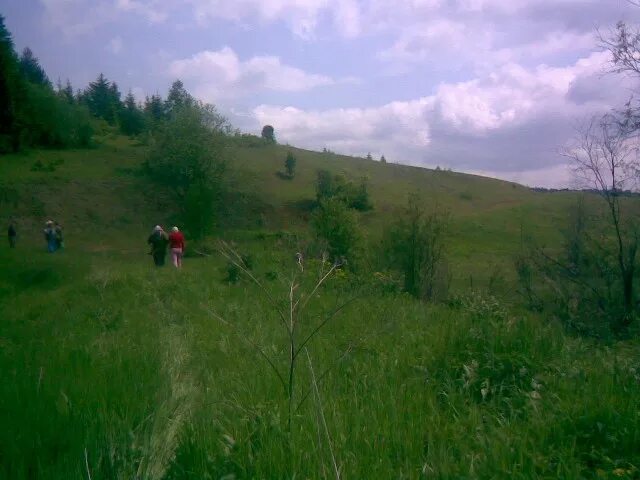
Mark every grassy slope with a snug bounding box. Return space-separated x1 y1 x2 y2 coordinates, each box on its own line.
1 138 639 479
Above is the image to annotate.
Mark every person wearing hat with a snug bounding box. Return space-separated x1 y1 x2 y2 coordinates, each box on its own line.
168 226 185 268
147 225 169 266
43 220 57 252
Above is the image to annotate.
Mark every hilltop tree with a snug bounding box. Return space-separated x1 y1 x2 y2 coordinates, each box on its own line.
261 124 275 143
380 155 387 163
284 151 297 178
366 152 373 161
19 47 50 86
165 79 192 117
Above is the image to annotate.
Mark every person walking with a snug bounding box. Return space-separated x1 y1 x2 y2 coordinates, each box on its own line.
168 226 185 268
54 222 64 250
8 221 17 248
147 225 169 267
44 221 57 252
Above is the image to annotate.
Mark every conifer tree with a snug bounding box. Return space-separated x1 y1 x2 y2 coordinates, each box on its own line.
19 47 50 86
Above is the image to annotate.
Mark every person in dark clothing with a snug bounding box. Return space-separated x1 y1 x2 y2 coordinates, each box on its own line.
147 225 169 266
44 220 57 252
54 222 64 250
8 222 17 248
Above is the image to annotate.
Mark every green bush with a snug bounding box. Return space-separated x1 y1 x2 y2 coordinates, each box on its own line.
311 198 361 264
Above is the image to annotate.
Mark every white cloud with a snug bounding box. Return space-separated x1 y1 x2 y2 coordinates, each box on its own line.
253 97 433 159
168 47 335 101
249 51 626 184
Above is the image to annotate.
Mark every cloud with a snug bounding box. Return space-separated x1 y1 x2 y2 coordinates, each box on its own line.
168 47 335 101
250 51 629 184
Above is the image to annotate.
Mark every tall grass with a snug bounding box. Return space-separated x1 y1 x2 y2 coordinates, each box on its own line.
1 245 638 478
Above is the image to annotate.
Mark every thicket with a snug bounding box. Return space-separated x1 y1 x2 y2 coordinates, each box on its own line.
315 169 372 211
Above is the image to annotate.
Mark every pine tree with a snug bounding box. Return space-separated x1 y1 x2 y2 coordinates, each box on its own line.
165 79 191 116
144 94 165 128
60 79 74 103
119 91 145 136
84 73 121 124
380 155 386 163
366 152 373 161
19 47 50 86
0 15 26 151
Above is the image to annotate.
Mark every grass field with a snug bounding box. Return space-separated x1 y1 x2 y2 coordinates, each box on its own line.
1 138 639 479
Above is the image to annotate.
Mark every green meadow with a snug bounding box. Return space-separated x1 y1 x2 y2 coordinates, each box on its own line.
1 137 639 479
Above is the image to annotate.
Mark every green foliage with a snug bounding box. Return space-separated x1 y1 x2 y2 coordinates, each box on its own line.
311 198 361 263
315 169 373 211
82 73 122 124
146 102 231 238
0 18 93 152
261 124 275 143
384 194 449 300
144 94 165 130
284 151 296 178
118 91 145 137
230 133 271 148
18 47 50 87
519 197 639 337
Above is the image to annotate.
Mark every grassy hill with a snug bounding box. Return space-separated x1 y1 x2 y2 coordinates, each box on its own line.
1 137 639 479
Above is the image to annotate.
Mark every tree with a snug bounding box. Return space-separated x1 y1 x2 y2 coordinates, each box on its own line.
146 101 230 238
261 124 275 143
165 79 191 117
560 113 639 330
284 151 297 178
0 14 23 151
384 194 449 300
119 91 145 136
19 47 50 86
57 79 74 104
83 73 122 124
311 198 361 263
366 152 373 161
144 94 165 129
315 169 372 211
380 155 387 163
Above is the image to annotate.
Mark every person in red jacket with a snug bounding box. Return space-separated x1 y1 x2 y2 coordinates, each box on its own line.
168 226 185 268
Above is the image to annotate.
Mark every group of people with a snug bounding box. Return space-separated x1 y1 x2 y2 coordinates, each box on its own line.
43 220 64 252
148 225 186 268
6 220 187 270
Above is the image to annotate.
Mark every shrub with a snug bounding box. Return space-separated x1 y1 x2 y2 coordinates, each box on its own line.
284 151 296 178
315 170 372 211
384 194 450 301
311 198 361 264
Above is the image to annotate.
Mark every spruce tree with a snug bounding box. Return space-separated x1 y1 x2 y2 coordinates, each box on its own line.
19 47 50 86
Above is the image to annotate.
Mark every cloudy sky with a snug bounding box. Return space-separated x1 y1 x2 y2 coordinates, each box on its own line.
3 0 640 186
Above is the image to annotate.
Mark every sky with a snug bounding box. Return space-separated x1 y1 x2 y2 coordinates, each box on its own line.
2 0 640 187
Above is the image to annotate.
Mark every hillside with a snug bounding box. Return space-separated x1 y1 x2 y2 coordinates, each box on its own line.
2 137 639 479
0 136 583 287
